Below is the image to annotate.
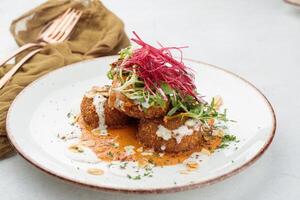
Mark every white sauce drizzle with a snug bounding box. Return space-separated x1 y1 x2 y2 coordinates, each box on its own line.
65 146 100 164
172 125 194 143
156 125 172 140
185 119 202 131
141 100 151 109
114 96 124 111
156 119 202 144
92 94 108 135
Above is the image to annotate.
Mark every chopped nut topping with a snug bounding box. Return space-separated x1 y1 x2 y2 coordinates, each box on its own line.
186 161 199 171
201 124 211 133
136 147 143 152
68 144 84 153
179 170 189 174
91 129 100 136
81 140 96 147
87 168 104 175
113 142 120 147
85 86 110 98
212 129 224 137
95 146 109 153
213 95 223 110
201 148 211 155
141 150 153 156
138 159 149 168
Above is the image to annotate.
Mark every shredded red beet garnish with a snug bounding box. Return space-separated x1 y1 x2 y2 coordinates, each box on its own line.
121 32 198 99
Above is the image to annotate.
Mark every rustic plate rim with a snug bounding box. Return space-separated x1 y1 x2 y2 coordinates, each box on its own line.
6 56 277 194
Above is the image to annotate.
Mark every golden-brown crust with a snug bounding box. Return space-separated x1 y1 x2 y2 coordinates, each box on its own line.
81 96 98 129
108 78 168 119
119 93 168 119
137 118 202 153
80 96 132 129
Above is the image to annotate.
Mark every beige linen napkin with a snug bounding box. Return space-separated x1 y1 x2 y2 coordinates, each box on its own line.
0 0 130 159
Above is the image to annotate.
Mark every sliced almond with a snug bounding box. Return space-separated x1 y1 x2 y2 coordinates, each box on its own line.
93 86 109 92
186 161 199 171
213 95 223 110
141 149 154 156
72 115 79 123
136 147 143 152
99 92 109 97
112 142 119 148
85 86 109 98
81 140 96 147
141 151 153 156
95 146 109 153
138 159 149 168
179 170 189 175
201 124 211 133
201 148 211 156
68 144 84 153
91 129 99 135
187 161 199 169
81 134 90 141
87 168 104 176
212 129 224 137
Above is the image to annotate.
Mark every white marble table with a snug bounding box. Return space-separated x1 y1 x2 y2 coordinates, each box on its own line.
1 0 299 199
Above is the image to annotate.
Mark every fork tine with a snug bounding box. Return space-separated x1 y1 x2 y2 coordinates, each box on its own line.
41 8 72 38
48 9 77 40
39 18 62 39
59 11 82 42
50 11 78 42
54 11 82 43
39 8 72 39
39 21 52 35
0 8 80 68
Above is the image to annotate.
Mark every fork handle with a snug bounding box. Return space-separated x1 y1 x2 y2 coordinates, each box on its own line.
0 43 44 67
0 48 42 89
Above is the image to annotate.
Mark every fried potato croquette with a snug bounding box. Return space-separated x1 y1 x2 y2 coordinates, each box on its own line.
137 117 203 153
108 78 168 119
81 86 132 129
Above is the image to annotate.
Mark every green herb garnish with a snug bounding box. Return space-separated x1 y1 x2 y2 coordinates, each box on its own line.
109 47 231 127
119 46 133 59
107 151 114 158
218 134 238 149
222 135 237 143
107 70 114 80
119 162 128 169
127 174 141 180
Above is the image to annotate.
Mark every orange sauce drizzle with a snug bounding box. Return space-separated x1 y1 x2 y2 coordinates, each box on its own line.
78 117 221 166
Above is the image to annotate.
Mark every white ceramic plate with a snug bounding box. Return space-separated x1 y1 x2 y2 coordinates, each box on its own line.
7 56 276 193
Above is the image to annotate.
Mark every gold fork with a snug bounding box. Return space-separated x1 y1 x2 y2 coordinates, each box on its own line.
0 8 82 89
0 8 82 67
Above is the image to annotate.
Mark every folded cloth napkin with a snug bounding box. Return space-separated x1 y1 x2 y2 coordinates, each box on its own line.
0 0 130 159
